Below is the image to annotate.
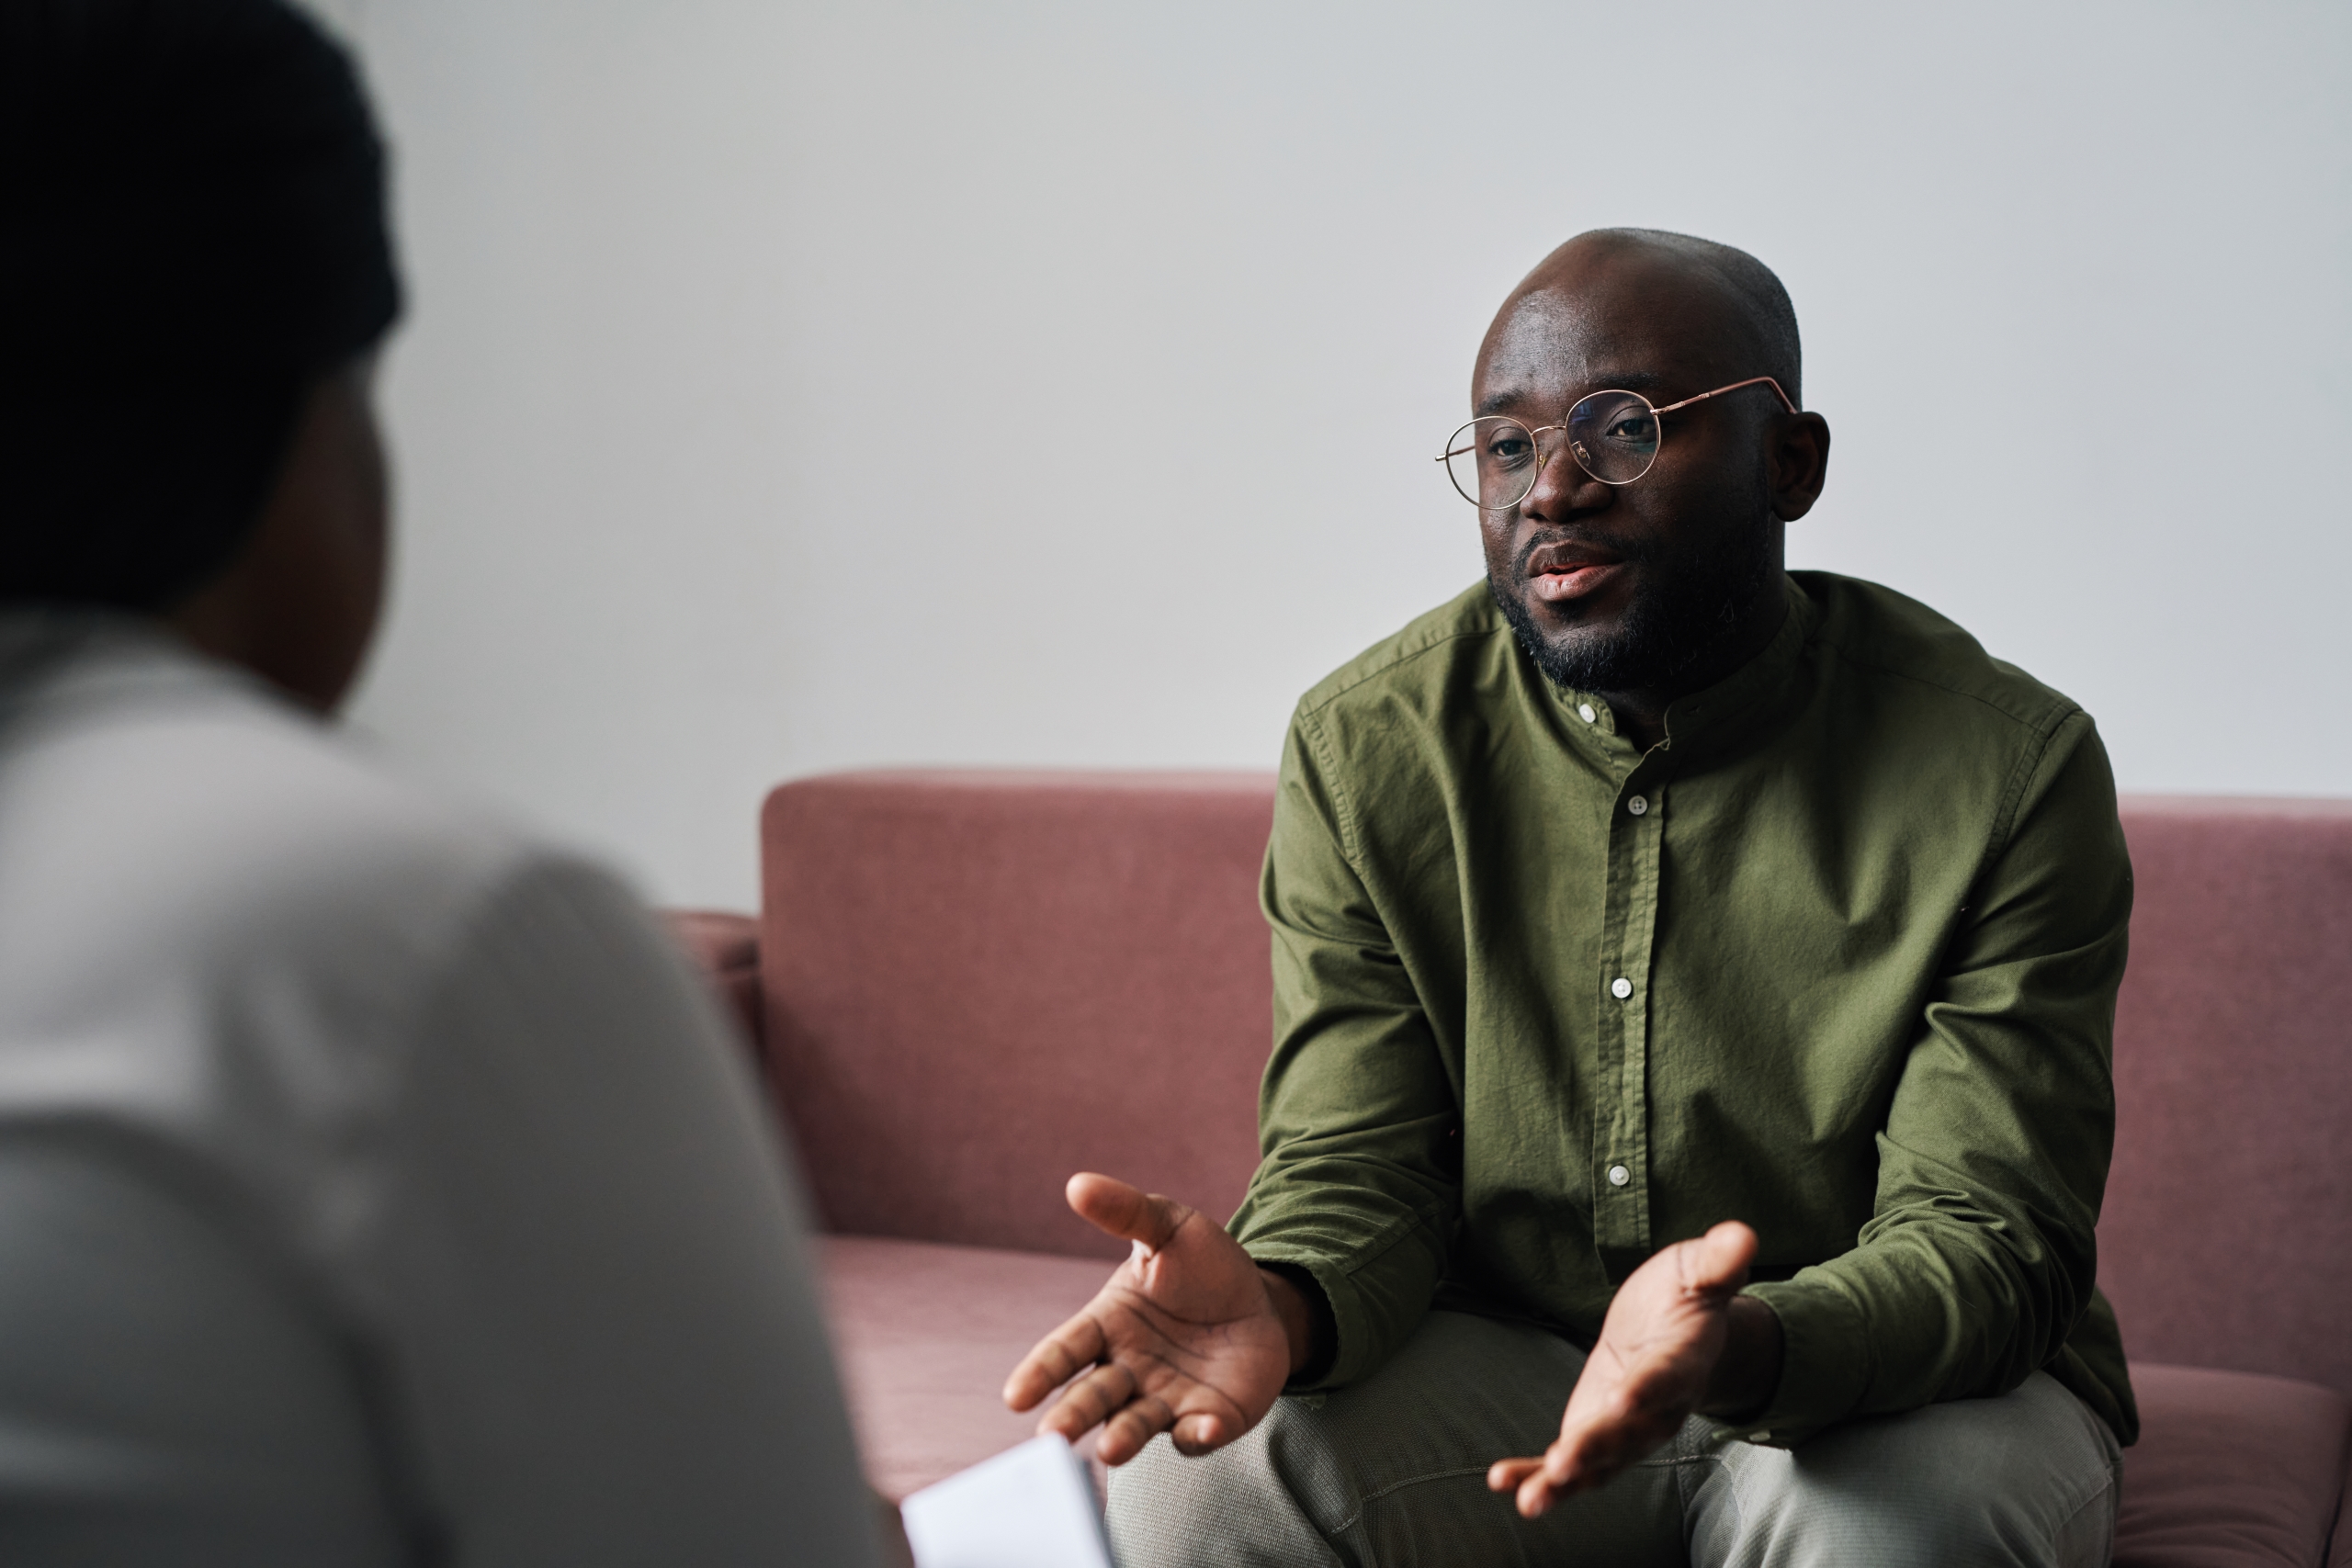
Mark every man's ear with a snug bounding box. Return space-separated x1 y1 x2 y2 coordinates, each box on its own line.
1769 412 1831 522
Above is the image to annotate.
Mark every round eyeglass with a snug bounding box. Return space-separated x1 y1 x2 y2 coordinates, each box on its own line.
1438 376 1796 509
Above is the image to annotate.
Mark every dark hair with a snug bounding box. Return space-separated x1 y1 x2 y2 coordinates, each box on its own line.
0 0 402 608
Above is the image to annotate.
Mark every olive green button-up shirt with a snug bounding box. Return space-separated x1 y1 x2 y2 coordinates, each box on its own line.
1233 571 2136 1447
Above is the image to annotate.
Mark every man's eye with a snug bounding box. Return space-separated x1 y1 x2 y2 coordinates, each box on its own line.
1487 437 1533 464
1606 417 1656 445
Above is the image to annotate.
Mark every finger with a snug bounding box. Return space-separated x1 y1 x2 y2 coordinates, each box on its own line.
1516 1468 1558 1518
1170 1412 1226 1456
1065 1172 1193 1254
1543 1408 1657 1498
1552 1378 1637 1458
1487 1455 1543 1493
1679 1220 1758 1297
1098 1393 1177 1466
1003 1309 1108 1411
1035 1359 1139 1443
1545 1400 1630 1481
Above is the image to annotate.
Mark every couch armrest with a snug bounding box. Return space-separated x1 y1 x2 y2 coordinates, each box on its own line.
660 908 763 1052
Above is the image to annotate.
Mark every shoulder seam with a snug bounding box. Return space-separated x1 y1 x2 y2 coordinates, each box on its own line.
1978 707 2092 892
1814 636 2077 739
1298 625 1505 723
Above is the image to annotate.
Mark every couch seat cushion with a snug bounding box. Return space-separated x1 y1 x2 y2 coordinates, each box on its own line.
819 1246 2352 1560
2117 1363 2350 1567
820 1235 1111 1499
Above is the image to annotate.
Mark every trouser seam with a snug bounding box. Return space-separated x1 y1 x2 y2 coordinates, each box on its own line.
1324 1465 1494 1536
1687 1452 1740 1563
2047 1453 2116 1546
2040 1401 2123 1551
1320 1447 1714 1539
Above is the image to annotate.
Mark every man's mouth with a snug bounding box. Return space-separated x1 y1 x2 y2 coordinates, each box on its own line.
1524 543 1628 604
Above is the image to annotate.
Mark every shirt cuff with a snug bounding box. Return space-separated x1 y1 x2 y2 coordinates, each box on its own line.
1241 1245 1376 1392
1717 1276 1872 1448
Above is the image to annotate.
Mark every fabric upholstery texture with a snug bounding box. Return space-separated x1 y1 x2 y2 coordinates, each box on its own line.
762 772 1272 1258
662 909 763 1048
719 774 2352 1549
2098 798 2352 1396
820 1235 1107 1500
2112 1364 2351 1568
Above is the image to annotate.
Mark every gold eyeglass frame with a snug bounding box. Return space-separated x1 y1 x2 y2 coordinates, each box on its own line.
1439 375 1797 508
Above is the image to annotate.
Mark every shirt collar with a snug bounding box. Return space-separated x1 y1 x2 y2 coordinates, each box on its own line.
1550 574 1817 765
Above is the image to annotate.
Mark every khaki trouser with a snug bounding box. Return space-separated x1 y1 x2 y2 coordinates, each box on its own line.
1106 1311 2121 1568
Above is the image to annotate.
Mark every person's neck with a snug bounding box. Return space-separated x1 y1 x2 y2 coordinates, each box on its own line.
1598 582 1789 752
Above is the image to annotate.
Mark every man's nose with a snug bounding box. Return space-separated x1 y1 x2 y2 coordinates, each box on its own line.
1521 431 1604 519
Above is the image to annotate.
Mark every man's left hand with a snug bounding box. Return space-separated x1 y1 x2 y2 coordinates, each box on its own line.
1487 1220 1781 1518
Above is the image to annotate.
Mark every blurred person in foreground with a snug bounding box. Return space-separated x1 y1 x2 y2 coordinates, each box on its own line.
1008 230 2135 1565
0 3 888 1562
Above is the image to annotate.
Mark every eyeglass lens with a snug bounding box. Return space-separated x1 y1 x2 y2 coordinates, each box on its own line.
1442 391 1664 508
1566 393 1660 485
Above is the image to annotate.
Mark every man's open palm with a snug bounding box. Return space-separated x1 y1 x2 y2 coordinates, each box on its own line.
1488 1221 1759 1517
1003 1174 1291 1465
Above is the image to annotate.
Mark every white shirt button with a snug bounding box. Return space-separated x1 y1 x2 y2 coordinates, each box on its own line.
1610 976 1633 999
1607 1164 1630 1187
1627 796 1648 816
1577 703 1597 724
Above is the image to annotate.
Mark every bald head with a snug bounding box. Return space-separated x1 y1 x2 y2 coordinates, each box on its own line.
1464 229 1829 738
1482 230 1801 410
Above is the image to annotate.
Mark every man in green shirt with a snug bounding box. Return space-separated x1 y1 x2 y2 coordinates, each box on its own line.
1006 230 2132 1565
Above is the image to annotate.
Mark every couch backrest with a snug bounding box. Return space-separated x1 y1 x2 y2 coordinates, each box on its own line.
761 771 1272 1259
2098 796 2352 1394
760 773 2352 1390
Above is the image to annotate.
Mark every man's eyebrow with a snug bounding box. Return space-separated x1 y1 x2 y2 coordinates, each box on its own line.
1474 369 1668 418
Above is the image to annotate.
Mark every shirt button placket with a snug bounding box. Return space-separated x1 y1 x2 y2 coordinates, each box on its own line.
1606 777 1662 1243
1605 976 1634 1202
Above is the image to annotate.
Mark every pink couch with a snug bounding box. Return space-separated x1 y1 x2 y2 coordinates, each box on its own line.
670 773 2352 1567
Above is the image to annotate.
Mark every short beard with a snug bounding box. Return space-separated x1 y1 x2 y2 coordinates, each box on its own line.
1487 505 1779 695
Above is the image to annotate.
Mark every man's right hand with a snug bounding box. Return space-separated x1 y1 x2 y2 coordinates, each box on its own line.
1002 1173 1299 1465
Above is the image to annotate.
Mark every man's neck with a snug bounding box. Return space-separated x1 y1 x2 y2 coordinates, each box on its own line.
1597 582 1790 752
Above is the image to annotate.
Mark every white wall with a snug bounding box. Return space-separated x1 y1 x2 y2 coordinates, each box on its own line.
335 1 2352 908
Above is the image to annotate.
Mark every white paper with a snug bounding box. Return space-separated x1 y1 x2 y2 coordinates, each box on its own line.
900 1434 1115 1568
